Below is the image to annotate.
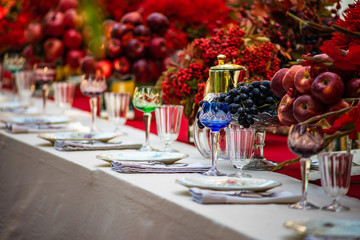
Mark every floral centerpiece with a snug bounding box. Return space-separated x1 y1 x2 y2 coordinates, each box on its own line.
159 25 280 124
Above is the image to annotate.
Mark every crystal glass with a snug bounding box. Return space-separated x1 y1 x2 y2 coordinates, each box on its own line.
226 125 255 177
132 86 161 151
53 82 76 112
318 152 353 212
34 63 56 114
155 105 184 152
288 124 325 210
3 52 26 97
80 74 107 132
104 92 130 133
199 102 232 176
15 70 35 104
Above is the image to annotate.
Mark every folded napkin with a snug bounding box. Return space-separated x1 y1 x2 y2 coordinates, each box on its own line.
189 187 302 204
6 122 85 133
111 161 210 174
55 140 142 151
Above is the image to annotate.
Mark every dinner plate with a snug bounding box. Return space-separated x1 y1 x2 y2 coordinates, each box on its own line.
0 101 27 110
96 151 189 165
7 115 70 125
284 219 360 238
175 175 282 191
38 132 120 143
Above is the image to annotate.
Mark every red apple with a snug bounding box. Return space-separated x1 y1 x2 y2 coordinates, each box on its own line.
293 94 325 122
58 0 78 12
43 11 66 37
148 37 168 59
277 93 298 125
125 39 145 59
63 29 82 49
131 59 152 83
95 60 112 79
112 56 131 75
25 23 43 43
64 8 83 29
103 19 116 39
120 11 143 26
282 65 302 92
111 23 134 40
326 99 351 125
133 25 151 37
43 38 64 62
294 66 314 94
105 38 122 59
146 12 169 35
89 37 107 60
66 49 84 69
311 72 344 104
270 68 288 98
80 56 97 74
278 111 297 126
344 78 360 98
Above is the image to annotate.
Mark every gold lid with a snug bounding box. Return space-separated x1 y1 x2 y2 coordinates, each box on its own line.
210 55 246 71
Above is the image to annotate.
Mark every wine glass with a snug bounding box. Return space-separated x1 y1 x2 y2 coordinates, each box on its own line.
199 101 232 176
287 124 325 210
104 92 130 133
132 86 162 151
318 152 353 212
80 74 107 132
34 63 56 114
3 52 26 97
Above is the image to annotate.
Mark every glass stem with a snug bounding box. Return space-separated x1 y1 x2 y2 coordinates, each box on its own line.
42 84 49 114
210 130 219 171
143 113 151 148
253 129 265 160
300 158 311 202
90 97 98 132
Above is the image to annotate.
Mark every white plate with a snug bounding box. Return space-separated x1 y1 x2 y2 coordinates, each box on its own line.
284 219 360 238
0 101 27 110
38 132 120 143
175 175 282 191
97 151 189 165
8 115 70 125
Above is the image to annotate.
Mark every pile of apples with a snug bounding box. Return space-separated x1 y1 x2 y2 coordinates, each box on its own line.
270 53 360 126
23 0 85 71
80 11 170 84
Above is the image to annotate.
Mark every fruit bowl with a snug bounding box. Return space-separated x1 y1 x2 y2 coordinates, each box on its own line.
231 112 280 130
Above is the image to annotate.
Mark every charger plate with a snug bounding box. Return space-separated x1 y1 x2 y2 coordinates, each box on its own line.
38 132 120 143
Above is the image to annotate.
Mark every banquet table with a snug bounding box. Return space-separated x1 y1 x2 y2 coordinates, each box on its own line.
1 93 360 240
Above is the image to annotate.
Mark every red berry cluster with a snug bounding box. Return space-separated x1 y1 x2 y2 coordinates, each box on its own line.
161 62 208 104
236 42 280 80
193 26 246 65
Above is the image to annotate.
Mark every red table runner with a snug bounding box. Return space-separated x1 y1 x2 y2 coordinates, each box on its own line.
73 92 360 200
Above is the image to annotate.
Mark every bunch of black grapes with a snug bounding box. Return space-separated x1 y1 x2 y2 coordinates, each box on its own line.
196 80 280 129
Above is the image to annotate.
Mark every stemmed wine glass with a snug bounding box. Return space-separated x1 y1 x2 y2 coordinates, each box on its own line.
199 101 232 176
132 86 162 152
3 52 26 97
80 73 107 132
287 124 325 210
34 63 56 114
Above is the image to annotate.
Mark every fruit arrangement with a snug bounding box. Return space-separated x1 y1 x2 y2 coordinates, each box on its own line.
81 11 171 84
196 80 280 129
271 53 360 126
23 0 86 75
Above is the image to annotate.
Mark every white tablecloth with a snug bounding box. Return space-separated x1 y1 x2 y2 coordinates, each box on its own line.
1 96 360 240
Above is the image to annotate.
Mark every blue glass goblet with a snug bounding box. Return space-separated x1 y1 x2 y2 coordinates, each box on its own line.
199 102 232 176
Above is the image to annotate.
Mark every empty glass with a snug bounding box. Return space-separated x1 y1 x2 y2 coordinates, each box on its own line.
155 105 184 152
318 152 353 212
199 101 232 176
104 92 130 133
53 82 76 112
3 52 26 97
288 124 325 210
226 125 255 177
15 70 35 104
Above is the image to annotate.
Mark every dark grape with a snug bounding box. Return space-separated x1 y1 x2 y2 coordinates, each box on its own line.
260 85 268 93
256 99 265 106
245 108 251 114
265 96 275 104
248 85 254 91
238 118 246 126
219 93 227 101
240 86 249 94
243 122 250 128
250 106 258 115
251 81 261 88
252 88 260 96
229 103 240 114
228 88 238 96
261 80 271 88
248 92 253 98
225 96 233 103
259 92 265 99
214 97 220 102
245 99 254 107
240 93 248 100
237 107 245 115
233 96 241 103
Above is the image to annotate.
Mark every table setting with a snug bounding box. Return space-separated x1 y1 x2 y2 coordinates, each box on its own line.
1 1 360 238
